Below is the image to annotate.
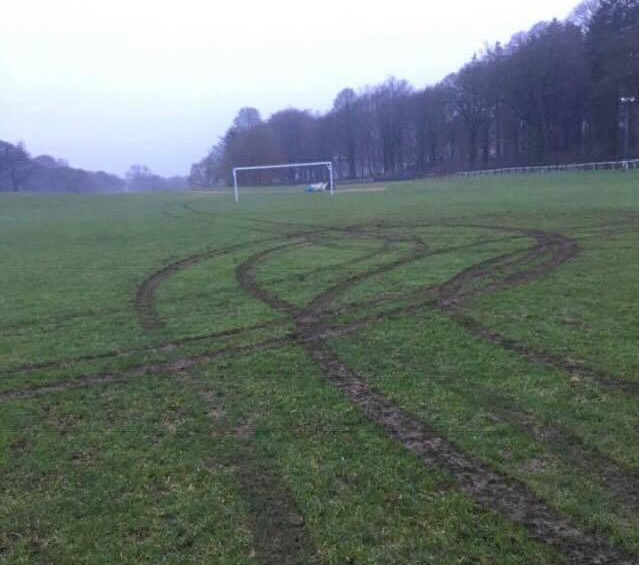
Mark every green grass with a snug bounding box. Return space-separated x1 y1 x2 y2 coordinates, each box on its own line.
471 230 639 382
1 171 639 563
332 311 639 553
155 245 286 339
0 378 256 564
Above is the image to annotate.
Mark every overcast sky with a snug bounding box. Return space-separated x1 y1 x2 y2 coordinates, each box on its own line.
2 0 580 177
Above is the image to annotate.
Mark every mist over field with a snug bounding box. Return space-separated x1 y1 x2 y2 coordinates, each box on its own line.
2 0 637 192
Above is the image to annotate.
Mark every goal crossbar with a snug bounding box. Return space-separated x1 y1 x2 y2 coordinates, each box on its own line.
232 161 334 202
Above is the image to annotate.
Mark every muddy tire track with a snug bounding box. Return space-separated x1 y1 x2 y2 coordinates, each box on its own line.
301 240 429 324
0 338 290 405
414 226 638 396
0 319 288 378
134 236 286 333
263 241 391 288
135 250 225 332
235 224 638 564
437 229 579 309
5 226 386 377
133 223 336 335
235 242 307 316
305 342 635 565
331 226 639 511
318 234 531 321
321 226 639 516
8 219 638 563
434 377 639 515
195 379 318 565
449 313 639 395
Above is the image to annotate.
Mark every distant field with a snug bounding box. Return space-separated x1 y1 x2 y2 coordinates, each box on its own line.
1 172 639 565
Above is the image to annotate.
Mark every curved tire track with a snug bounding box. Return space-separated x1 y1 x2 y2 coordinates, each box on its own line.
134 236 285 332
234 224 638 565
6 220 637 564
0 338 290 405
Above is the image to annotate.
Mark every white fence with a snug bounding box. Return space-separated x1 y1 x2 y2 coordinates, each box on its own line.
458 159 639 177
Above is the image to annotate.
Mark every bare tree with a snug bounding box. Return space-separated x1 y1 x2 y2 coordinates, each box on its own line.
569 0 601 28
232 107 262 132
125 164 169 191
332 88 358 178
189 1 638 183
0 141 33 192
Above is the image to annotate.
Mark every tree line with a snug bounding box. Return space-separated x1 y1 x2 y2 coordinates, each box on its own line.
0 140 187 193
190 0 639 187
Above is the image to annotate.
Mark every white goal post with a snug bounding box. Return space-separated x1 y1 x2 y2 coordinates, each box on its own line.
232 161 334 202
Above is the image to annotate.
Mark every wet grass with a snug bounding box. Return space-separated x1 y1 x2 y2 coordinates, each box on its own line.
332 311 639 554
1 171 639 563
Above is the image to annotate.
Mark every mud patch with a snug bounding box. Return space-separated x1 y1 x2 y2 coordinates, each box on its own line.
230 454 318 565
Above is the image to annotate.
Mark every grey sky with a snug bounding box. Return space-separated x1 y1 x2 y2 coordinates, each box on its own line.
2 0 580 177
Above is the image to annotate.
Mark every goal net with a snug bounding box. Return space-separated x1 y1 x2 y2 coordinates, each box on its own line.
232 161 334 202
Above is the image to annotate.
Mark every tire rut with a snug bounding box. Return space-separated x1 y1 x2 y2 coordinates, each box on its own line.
194 377 319 565
438 377 639 515
8 219 638 564
305 342 636 565
234 223 638 565
0 338 290 405
0 319 287 377
134 236 285 333
449 313 639 395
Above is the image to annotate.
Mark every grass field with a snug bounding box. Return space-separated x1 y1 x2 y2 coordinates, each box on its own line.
1 172 639 565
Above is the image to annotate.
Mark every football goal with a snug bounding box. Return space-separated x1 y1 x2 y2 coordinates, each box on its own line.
232 161 334 202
